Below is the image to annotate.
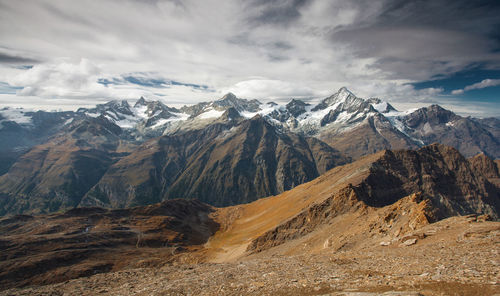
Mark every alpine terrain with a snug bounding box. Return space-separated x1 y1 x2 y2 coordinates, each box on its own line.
0 144 499 295
1 88 499 215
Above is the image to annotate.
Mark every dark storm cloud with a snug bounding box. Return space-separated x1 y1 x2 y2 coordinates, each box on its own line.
0 52 39 65
98 73 210 91
377 0 500 32
330 0 500 80
246 0 311 26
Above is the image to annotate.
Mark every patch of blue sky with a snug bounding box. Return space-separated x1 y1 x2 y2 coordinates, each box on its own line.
98 75 210 91
0 82 22 94
412 67 500 102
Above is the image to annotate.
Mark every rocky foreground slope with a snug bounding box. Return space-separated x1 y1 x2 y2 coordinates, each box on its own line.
1 144 499 295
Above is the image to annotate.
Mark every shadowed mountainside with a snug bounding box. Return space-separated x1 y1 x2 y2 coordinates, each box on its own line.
82 115 348 208
0 116 136 215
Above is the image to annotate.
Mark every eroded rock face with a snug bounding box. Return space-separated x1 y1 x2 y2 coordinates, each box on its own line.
245 144 499 254
356 144 500 218
468 153 500 179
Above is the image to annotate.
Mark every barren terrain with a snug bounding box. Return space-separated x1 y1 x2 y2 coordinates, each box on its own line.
2 215 498 295
1 145 499 295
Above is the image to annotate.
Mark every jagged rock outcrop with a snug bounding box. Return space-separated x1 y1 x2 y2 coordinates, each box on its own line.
468 153 500 188
355 144 499 218
399 105 500 158
240 144 499 254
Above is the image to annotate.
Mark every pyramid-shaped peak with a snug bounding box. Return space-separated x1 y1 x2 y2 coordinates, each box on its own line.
213 93 261 113
428 104 447 111
214 93 241 107
335 87 356 101
134 96 148 107
337 86 353 95
220 92 238 101
287 98 309 106
312 87 360 111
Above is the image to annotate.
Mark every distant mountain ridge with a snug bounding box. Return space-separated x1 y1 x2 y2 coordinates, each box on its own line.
2 88 498 163
0 88 499 215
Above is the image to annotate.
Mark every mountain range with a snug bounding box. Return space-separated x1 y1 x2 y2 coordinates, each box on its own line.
0 87 499 215
1 143 499 292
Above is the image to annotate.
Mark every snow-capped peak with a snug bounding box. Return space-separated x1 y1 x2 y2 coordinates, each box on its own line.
337 86 354 99
312 87 357 111
134 96 148 107
367 98 397 113
212 93 261 113
220 92 237 102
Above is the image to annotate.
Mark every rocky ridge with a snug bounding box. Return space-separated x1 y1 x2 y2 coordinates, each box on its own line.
207 144 499 259
2 88 499 166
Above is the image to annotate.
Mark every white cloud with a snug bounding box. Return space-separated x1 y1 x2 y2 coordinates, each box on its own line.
224 79 318 101
1 59 218 108
452 78 500 95
0 0 498 115
7 58 104 97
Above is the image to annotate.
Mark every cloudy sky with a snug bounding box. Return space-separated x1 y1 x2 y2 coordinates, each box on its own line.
0 0 499 117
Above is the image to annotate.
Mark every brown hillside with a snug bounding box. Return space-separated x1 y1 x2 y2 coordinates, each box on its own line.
0 199 217 290
205 144 499 261
82 116 348 208
0 116 135 215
